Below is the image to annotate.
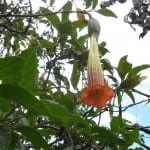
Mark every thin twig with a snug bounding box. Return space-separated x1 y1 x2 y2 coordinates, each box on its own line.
0 10 89 18
113 99 149 112
132 88 150 98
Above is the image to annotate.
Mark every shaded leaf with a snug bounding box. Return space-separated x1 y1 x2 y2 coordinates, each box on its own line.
111 116 125 134
92 0 98 9
62 1 72 22
50 0 55 6
117 55 132 80
54 92 75 112
71 61 80 89
0 84 48 115
43 100 71 127
98 8 117 18
0 84 73 127
124 90 135 103
0 127 11 150
0 97 12 113
93 126 125 145
39 7 60 29
120 75 146 90
123 129 139 145
85 0 92 9
17 126 49 149
0 57 24 84
128 64 150 77
19 48 38 90
57 21 72 36
101 58 113 74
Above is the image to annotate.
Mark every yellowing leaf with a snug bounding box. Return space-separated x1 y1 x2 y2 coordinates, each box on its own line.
76 8 86 23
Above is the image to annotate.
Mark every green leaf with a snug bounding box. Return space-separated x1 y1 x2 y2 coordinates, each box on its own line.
117 55 132 80
57 21 72 36
50 0 55 6
72 20 87 31
0 84 48 115
54 92 75 112
99 41 109 56
111 116 125 134
39 7 60 29
19 48 38 90
85 0 92 9
0 97 12 113
47 11 60 29
71 61 80 89
53 66 70 89
128 64 150 77
16 126 49 149
0 127 11 150
93 126 125 145
124 90 135 103
119 75 146 90
0 84 72 127
101 58 113 74
43 100 71 127
92 0 98 9
98 8 117 18
62 1 72 22
123 129 139 145
0 57 24 84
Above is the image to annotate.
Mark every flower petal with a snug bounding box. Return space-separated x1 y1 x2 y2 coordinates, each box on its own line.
81 84 114 108
88 35 104 85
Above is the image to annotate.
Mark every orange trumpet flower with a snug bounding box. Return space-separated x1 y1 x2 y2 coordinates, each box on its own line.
81 35 114 108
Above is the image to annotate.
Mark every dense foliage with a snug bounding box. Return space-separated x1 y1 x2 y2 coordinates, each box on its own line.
0 0 150 149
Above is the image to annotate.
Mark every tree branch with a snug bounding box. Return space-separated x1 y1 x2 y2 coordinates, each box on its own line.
0 10 89 18
132 88 150 98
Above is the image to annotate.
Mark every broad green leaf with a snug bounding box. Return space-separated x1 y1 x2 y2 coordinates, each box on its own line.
117 55 132 80
98 8 117 18
53 66 70 89
53 92 75 112
57 21 72 36
71 61 80 89
92 126 125 145
19 48 38 90
128 64 150 77
0 84 72 127
39 39 54 48
72 20 87 31
123 129 139 145
99 41 109 56
0 57 24 84
111 116 125 134
0 127 11 150
124 90 135 103
17 126 49 149
39 39 55 56
101 58 113 74
0 84 48 115
119 75 146 90
62 1 72 22
42 100 71 127
92 0 98 9
39 7 60 29
85 0 92 9
50 0 55 6
41 0 46 3
0 97 12 113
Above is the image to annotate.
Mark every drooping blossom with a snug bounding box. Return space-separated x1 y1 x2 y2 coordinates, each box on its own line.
81 35 114 108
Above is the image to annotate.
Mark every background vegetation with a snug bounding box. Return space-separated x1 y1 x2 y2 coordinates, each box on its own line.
0 0 150 149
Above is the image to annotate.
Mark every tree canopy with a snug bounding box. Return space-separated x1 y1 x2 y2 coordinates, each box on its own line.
0 0 150 149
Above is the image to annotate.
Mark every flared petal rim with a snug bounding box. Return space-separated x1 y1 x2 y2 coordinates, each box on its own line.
81 84 114 108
